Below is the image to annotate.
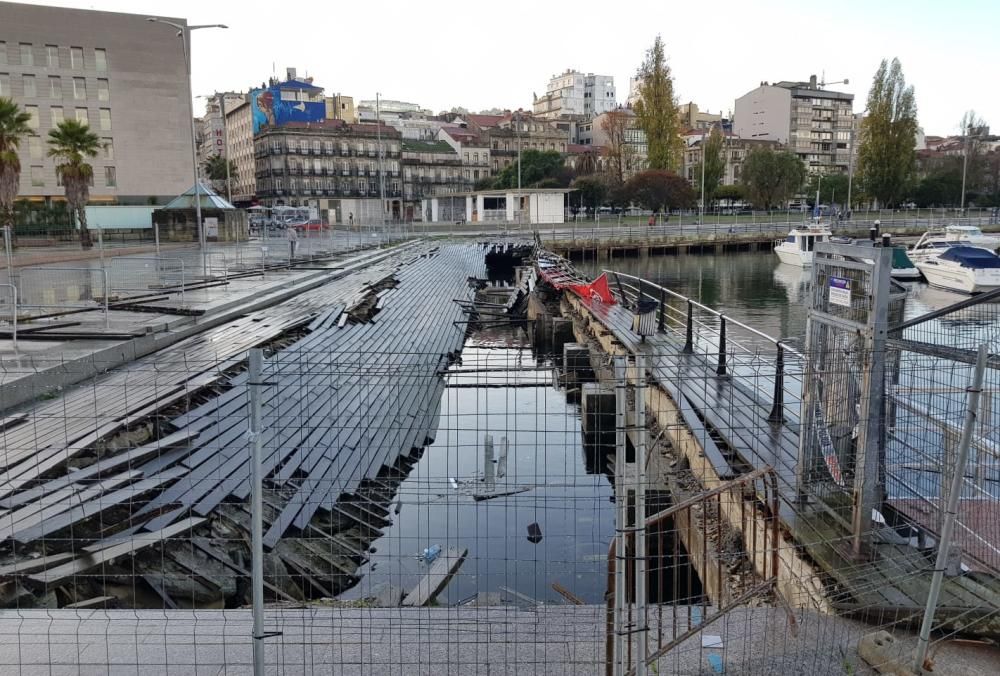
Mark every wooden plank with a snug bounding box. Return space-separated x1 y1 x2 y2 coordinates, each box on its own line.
0 551 76 576
28 517 206 585
64 595 115 609
401 547 468 607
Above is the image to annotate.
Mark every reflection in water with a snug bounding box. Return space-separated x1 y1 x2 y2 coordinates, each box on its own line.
341 333 615 605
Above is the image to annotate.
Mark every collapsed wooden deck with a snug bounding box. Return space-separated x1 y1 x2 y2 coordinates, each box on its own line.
0 243 488 609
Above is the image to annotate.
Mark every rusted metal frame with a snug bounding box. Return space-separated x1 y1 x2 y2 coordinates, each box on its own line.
627 579 778 676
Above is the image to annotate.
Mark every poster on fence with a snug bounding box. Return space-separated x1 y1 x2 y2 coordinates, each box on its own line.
828 276 851 308
204 217 219 239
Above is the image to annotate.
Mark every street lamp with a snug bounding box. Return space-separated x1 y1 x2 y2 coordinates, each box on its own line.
147 17 228 275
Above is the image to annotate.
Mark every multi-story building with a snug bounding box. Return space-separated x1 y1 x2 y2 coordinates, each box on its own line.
401 139 470 219
482 112 569 175
1 1 193 204
678 102 724 131
580 108 647 179
254 120 402 223
325 93 356 124
681 131 782 186
532 69 616 119
733 75 854 174
356 99 428 122
438 126 491 185
197 92 244 178
225 97 255 205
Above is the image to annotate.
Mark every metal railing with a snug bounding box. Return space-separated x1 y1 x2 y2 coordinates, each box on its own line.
0 283 16 352
605 270 804 425
107 256 186 304
16 266 109 328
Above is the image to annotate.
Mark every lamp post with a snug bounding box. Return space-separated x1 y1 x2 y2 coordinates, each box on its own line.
147 17 227 275
376 93 386 241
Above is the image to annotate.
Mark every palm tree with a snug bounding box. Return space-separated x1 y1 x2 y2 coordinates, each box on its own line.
0 97 33 243
202 153 236 198
47 119 101 249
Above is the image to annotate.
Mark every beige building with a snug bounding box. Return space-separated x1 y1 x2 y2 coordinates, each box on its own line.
733 75 854 174
483 113 569 175
1 1 194 204
678 102 723 130
437 126 491 185
225 97 255 204
326 94 356 124
578 109 647 179
681 132 782 186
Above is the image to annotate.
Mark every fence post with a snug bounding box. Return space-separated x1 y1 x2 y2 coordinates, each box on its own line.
100 268 109 329
613 356 628 676
613 273 627 307
4 226 14 289
683 300 694 353
716 316 727 376
1 283 16 353
248 348 266 676
768 344 785 423
634 354 648 676
657 287 666 333
913 343 987 673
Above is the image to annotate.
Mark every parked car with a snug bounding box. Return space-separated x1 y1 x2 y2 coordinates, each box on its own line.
291 219 329 232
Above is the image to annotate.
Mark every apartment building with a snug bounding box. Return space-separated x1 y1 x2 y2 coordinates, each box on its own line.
734 75 854 174
225 97 255 205
533 69 616 119
681 131 782 185
1 1 193 203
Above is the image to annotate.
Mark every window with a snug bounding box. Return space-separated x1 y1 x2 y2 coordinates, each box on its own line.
48 76 61 99
28 136 42 160
46 45 60 68
96 78 109 101
75 107 89 125
0 42 5 66
473 152 478 163
73 77 86 100
25 105 38 130
22 75 36 98
0 73 7 97
50 106 64 125
94 49 107 72
104 166 116 187
20 43 33 67
102 138 114 160
70 47 83 69
31 166 44 187
99 108 111 130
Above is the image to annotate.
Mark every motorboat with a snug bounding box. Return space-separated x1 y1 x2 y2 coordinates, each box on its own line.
909 226 1000 262
850 241 921 280
944 224 1000 250
772 263 807 304
773 223 833 267
915 246 1000 294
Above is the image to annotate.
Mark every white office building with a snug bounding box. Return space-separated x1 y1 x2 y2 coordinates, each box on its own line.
533 70 616 119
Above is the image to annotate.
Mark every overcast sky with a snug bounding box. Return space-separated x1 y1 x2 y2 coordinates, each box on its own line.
11 0 997 135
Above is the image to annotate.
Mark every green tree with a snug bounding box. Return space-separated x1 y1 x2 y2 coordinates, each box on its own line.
857 58 918 208
0 97 33 242
492 149 566 189
574 147 601 177
804 173 850 207
203 153 236 196
572 174 609 211
912 168 963 207
741 148 806 210
633 35 682 171
623 170 695 213
694 127 725 206
714 184 745 203
47 119 101 249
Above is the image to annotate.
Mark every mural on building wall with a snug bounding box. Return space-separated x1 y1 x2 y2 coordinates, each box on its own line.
250 85 326 134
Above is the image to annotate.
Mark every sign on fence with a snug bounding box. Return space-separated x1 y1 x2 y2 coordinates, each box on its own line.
828 276 852 307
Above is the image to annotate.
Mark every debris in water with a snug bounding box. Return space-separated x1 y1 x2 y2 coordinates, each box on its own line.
422 544 442 564
526 523 543 544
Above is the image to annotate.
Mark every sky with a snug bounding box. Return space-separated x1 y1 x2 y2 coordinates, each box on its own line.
10 0 999 135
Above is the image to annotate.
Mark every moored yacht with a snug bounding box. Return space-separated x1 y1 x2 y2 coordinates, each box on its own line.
915 246 1000 294
773 223 833 267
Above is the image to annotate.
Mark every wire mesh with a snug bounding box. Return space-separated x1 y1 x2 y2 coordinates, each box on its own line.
0 240 998 674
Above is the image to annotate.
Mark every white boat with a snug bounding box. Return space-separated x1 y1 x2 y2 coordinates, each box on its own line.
944 224 1000 250
909 226 1000 262
915 246 1000 294
773 223 832 267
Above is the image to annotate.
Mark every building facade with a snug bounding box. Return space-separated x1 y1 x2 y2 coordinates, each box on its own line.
225 97 255 205
401 139 470 219
681 133 782 186
254 120 402 223
438 126 491 185
733 75 854 174
678 102 723 131
484 113 569 175
581 109 648 179
533 70 616 119
325 94 356 124
1 1 194 204
197 92 244 174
